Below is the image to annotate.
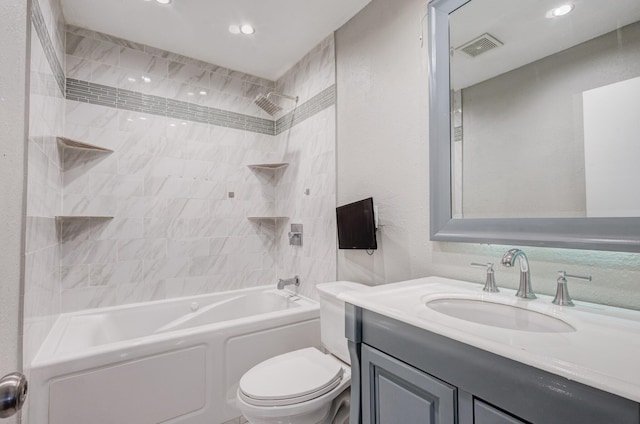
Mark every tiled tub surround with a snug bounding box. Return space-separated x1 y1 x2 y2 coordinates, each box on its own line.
60 28 337 310
24 0 66 368
61 107 279 311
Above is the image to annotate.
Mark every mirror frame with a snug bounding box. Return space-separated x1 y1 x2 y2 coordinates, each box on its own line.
428 0 640 253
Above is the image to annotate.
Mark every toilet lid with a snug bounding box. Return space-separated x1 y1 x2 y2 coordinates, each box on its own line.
239 347 345 406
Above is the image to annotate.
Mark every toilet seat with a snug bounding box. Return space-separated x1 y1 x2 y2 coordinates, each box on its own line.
239 347 345 407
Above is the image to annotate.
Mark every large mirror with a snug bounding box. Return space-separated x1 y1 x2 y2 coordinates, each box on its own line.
428 0 640 252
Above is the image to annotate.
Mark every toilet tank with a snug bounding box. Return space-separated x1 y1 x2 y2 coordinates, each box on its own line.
316 281 368 365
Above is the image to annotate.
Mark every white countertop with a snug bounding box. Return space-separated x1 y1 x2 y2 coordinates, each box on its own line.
338 276 640 403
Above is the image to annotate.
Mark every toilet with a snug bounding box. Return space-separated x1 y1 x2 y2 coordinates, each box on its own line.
236 281 366 424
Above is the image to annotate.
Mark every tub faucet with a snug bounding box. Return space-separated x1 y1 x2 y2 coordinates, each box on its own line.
277 275 300 290
501 248 536 299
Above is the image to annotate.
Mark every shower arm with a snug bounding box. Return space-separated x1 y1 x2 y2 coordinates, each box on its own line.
266 92 299 102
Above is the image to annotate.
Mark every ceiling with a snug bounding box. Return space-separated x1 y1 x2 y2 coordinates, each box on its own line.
450 0 640 89
61 0 371 81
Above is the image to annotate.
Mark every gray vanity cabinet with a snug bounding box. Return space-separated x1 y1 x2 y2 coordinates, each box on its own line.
346 305 640 424
361 345 456 424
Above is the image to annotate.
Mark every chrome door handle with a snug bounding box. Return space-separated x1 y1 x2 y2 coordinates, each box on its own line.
0 372 28 418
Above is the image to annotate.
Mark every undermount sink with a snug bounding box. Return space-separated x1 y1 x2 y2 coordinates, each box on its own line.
426 298 576 333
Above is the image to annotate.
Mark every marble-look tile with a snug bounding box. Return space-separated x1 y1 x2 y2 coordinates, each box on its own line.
61 265 90 290
43 24 336 320
168 61 210 86
118 238 167 261
61 285 117 313
144 257 190 282
120 47 168 77
90 261 144 286
91 39 120 66
168 239 210 258
165 276 208 298
65 54 92 80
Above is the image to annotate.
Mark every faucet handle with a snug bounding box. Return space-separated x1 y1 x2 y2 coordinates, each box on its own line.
471 263 499 293
552 271 591 307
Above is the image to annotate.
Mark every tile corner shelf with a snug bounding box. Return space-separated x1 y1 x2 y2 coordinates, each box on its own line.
55 216 114 220
247 163 289 170
247 216 289 221
57 137 114 153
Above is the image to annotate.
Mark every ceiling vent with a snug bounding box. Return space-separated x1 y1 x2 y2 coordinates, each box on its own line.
456 33 503 58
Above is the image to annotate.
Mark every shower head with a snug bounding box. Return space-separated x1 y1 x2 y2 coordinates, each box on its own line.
254 92 299 116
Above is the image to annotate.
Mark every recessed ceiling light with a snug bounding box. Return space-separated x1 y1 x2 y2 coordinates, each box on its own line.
141 76 152 83
199 90 207 95
127 77 137 82
228 25 241 35
155 0 171 4
240 24 255 35
547 4 574 18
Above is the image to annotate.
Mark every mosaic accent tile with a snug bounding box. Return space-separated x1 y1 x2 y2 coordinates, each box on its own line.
31 0 65 94
276 85 336 135
66 78 276 135
66 78 336 135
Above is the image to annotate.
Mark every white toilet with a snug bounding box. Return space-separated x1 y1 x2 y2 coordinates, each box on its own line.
236 281 366 424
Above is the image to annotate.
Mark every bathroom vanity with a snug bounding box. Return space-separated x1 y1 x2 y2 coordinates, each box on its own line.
341 277 640 424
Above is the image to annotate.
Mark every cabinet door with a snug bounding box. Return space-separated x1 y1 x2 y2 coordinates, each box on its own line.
361 345 456 424
474 400 527 424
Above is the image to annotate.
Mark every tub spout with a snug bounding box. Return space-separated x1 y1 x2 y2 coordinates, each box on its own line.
277 275 300 290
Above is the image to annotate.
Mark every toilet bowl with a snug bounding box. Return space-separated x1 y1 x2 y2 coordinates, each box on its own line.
236 281 366 424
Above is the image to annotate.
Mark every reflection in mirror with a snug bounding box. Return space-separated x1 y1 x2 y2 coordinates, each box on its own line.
449 0 640 219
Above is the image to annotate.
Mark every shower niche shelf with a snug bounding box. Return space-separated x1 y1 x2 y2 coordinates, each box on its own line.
247 163 289 170
55 216 114 220
57 137 113 153
247 216 289 221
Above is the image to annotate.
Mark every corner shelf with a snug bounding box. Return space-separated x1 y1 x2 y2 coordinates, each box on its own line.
247 163 289 170
55 216 114 220
57 137 114 153
247 216 289 221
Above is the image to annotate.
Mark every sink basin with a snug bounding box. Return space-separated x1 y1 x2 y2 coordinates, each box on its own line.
426 298 576 333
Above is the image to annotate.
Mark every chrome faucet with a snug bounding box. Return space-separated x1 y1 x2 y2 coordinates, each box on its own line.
501 249 536 299
277 275 300 290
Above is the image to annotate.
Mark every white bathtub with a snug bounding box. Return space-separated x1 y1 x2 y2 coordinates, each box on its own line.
29 286 320 424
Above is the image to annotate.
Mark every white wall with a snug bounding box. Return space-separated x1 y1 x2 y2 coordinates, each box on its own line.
336 0 640 310
0 1 29 423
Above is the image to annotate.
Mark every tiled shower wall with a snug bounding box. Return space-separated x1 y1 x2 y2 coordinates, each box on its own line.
275 36 337 300
59 27 338 310
24 9 337 360
61 27 281 311
24 0 66 366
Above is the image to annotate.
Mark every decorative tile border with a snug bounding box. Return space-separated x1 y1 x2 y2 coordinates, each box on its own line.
66 78 276 135
31 0 65 94
276 85 336 135
66 78 336 136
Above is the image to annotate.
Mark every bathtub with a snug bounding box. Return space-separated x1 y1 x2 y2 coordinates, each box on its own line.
29 286 320 424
